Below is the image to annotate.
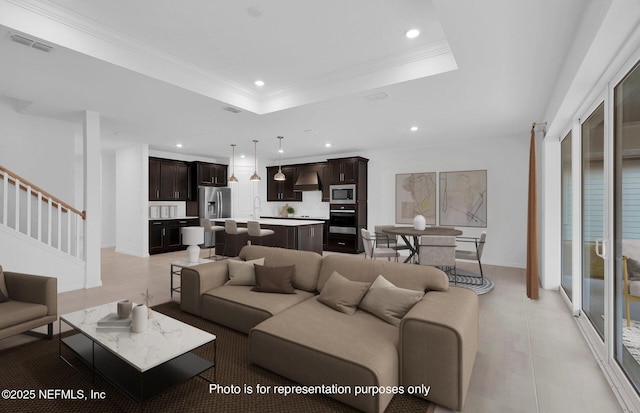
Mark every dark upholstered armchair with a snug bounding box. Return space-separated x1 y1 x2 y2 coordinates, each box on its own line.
0 266 58 340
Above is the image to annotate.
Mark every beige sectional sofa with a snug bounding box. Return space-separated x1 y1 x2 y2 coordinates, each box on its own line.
181 245 478 412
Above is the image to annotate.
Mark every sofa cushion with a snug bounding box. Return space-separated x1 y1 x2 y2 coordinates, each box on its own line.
201 286 315 334
239 245 322 292
0 266 8 297
0 300 48 330
249 297 400 413
0 290 8 303
317 271 370 315
360 275 424 326
318 254 448 293
251 265 295 294
226 257 265 286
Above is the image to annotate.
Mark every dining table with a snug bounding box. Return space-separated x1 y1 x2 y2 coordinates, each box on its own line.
382 226 463 264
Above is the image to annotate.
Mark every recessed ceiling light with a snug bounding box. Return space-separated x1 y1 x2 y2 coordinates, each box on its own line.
405 29 420 39
410 126 419 132
254 80 265 87
325 143 331 148
240 154 246 158
176 143 183 148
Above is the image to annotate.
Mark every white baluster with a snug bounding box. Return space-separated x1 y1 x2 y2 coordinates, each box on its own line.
2 173 7 226
26 186 32 237
47 200 52 246
37 193 42 241
67 210 71 254
57 204 62 250
76 214 81 258
15 178 20 232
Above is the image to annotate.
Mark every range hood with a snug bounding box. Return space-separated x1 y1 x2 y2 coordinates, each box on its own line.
294 171 320 191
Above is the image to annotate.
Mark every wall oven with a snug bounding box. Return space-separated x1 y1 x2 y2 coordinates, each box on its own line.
329 184 356 204
329 205 357 234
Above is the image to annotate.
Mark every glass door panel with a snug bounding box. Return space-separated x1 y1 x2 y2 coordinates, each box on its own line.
561 132 573 299
614 60 640 391
582 102 606 339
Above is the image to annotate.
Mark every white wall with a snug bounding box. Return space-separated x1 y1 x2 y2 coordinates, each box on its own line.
115 144 149 257
0 97 78 203
101 151 116 248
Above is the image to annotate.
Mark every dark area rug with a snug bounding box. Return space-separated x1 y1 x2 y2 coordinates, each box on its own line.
0 301 434 413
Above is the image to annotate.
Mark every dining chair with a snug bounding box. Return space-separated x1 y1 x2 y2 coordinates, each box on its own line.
361 228 399 261
623 256 640 328
374 225 410 252
200 218 225 259
247 221 275 245
224 220 248 257
455 232 487 281
418 235 457 283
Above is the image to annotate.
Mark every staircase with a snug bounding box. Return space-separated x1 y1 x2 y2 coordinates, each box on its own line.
0 165 86 291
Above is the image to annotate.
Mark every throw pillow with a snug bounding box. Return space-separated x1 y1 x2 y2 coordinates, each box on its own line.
251 265 296 294
317 271 371 315
226 258 265 286
0 289 9 303
359 275 425 326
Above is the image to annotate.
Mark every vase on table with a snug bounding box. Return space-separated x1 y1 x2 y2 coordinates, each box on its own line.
117 299 132 319
131 304 147 333
413 215 426 230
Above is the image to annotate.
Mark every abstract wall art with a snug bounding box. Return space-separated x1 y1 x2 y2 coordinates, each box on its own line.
439 170 487 227
395 172 437 225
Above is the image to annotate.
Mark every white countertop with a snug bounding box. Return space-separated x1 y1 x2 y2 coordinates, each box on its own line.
214 218 325 226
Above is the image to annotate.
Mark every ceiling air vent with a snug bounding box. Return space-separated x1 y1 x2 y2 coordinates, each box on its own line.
222 106 242 114
9 32 54 53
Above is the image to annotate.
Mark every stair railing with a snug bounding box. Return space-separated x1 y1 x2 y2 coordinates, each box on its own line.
0 165 85 259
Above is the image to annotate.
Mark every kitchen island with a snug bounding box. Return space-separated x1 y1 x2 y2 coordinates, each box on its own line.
212 218 324 256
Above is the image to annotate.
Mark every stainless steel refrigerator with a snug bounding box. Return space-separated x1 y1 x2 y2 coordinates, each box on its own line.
199 187 231 220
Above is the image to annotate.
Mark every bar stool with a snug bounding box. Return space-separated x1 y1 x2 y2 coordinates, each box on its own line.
247 221 275 245
224 220 248 257
200 218 225 259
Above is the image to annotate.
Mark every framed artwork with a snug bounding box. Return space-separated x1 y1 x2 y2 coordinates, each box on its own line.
395 172 437 224
439 170 487 227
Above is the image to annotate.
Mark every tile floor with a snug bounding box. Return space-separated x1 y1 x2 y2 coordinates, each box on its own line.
0 248 626 412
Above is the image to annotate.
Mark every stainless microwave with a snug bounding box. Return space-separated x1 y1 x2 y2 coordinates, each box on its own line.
329 184 356 204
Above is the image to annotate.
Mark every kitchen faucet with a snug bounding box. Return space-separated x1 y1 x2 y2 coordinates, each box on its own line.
253 196 262 220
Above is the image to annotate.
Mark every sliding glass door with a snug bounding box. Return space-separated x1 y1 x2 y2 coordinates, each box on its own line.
614 61 640 391
582 102 606 339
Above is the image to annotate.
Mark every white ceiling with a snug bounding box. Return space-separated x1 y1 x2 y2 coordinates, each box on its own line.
0 0 593 160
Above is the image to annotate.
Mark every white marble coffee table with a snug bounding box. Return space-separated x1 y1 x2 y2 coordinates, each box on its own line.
59 301 216 406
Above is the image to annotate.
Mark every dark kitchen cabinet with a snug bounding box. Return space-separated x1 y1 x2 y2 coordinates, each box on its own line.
266 166 302 202
321 163 332 202
195 162 227 187
149 158 162 201
297 224 323 255
328 157 368 202
150 158 191 201
148 220 165 254
148 219 199 255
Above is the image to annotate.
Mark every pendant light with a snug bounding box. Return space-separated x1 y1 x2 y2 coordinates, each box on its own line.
274 136 285 181
228 144 238 183
250 139 261 181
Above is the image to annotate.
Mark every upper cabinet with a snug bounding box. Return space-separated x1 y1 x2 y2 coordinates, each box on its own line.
329 157 362 184
149 157 191 201
328 157 368 202
194 162 227 187
266 166 302 202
